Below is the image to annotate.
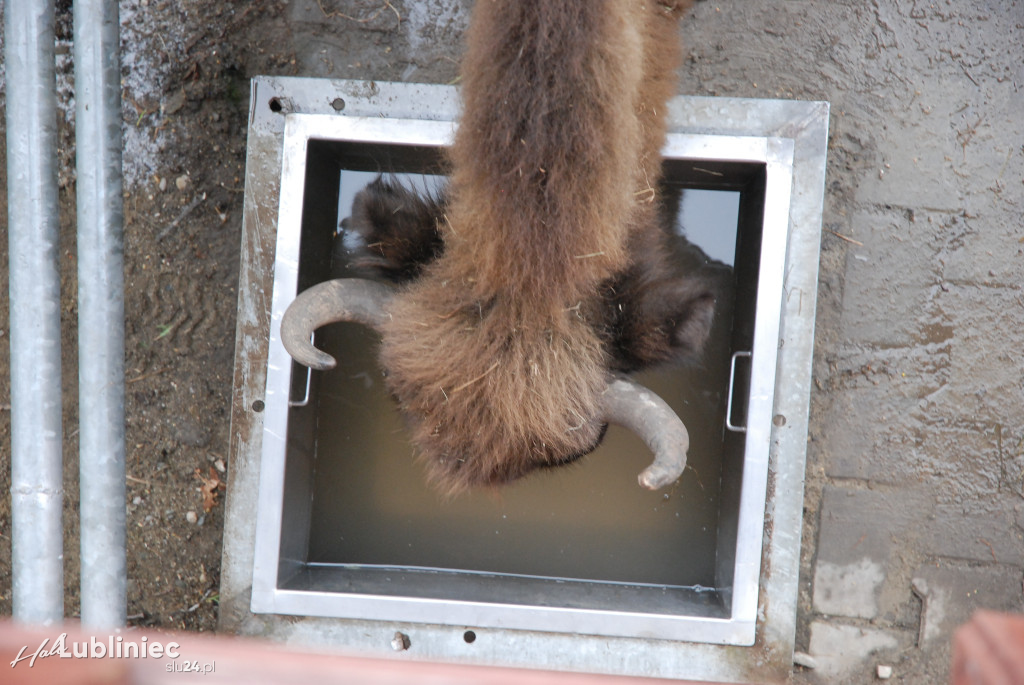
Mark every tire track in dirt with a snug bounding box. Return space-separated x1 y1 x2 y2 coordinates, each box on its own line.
128 258 226 356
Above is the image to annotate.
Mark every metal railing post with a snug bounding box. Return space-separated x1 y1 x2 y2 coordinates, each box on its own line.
5 0 65 627
74 0 128 629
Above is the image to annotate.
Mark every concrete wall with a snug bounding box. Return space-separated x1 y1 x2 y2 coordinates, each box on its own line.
673 1 1024 682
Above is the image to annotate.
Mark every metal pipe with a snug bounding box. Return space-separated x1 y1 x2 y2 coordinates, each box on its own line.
74 0 127 629
5 0 65 626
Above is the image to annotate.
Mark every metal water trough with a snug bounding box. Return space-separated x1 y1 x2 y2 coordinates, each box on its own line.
220 77 828 683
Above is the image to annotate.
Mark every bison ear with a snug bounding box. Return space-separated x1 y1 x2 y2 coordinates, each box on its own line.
666 281 718 363
344 176 447 283
606 271 722 373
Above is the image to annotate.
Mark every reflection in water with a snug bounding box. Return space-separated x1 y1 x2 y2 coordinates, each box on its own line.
306 170 739 588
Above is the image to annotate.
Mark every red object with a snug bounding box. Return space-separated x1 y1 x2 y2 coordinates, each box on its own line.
952 611 1024 685
1 620 721 685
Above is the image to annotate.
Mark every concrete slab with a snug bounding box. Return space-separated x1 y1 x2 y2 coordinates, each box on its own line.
821 345 948 484
850 89 963 212
827 407 1001 499
912 562 1024 646
812 559 885 619
806 622 902 682
815 485 931 567
918 500 1024 567
837 208 938 347
812 485 931 620
941 216 1024 288
930 286 1024 423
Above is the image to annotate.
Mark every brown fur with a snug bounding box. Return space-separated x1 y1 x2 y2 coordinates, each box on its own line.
343 177 445 283
358 0 702 493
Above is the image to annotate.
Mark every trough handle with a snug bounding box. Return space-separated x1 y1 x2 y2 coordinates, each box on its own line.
725 350 752 433
288 334 314 408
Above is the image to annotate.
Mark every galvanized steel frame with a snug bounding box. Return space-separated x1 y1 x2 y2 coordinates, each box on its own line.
220 77 829 683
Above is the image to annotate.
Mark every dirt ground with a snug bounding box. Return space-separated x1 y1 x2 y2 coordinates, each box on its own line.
0 0 299 631
1 1 1022 683
0 0 468 636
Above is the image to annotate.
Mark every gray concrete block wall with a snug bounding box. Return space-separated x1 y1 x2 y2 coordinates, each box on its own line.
678 1 1024 681
671 0 1024 681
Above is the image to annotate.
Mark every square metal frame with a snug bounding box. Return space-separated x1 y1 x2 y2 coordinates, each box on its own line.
221 77 828 683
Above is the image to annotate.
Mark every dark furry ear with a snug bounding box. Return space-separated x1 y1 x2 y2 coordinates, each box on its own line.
603 269 719 373
663 279 717 361
343 176 446 283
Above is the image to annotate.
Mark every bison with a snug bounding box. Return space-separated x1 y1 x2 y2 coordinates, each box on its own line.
280 0 721 494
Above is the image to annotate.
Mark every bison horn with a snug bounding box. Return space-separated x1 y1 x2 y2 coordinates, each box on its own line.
279 278 395 371
602 376 690 490
281 281 688 491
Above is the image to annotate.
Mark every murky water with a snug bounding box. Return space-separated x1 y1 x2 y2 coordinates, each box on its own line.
302 160 741 588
